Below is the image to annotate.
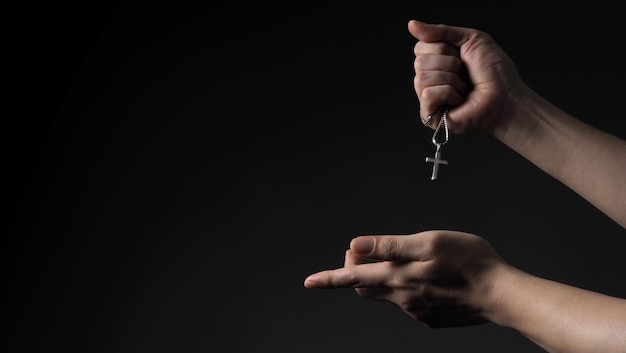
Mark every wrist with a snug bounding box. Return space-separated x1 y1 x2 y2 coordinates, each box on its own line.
492 83 542 144
474 262 526 327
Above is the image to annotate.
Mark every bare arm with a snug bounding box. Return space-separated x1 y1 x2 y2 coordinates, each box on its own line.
409 20 626 228
304 232 626 353
494 87 626 227
490 263 626 353
305 21 626 353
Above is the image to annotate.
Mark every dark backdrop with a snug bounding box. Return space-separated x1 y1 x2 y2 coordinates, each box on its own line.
6 1 626 352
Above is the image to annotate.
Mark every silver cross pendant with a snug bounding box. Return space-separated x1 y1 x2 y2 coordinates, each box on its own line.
424 105 450 181
425 143 447 180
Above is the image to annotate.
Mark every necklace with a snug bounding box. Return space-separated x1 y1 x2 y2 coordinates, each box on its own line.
425 105 449 181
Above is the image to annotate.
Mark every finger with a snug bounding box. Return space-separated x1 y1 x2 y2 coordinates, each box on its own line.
413 68 469 98
414 41 460 57
304 261 425 289
305 261 436 289
344 249 361 267
304 262 386 289
344 248 367 296
408 20 474 48
414 53 464 76
350 233 437 262
418 86 465 129
414 69 468 127
412 49 467 128
355 286 394 300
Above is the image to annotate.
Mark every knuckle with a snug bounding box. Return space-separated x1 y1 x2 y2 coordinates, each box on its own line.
343 270 360 287
377 237 401 258
423 230 449 254
413 55 427 72
419 260 440 278
387 273 407 288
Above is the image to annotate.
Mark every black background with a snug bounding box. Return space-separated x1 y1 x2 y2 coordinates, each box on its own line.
6 1 626 352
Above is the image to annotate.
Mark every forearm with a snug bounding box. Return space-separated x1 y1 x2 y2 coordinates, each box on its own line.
493 87 626 228
486 264 626 353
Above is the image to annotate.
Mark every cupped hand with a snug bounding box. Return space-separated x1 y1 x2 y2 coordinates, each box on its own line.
304 230 508 328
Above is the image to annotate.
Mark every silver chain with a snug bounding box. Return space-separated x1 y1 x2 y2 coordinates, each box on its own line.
432 105 449 147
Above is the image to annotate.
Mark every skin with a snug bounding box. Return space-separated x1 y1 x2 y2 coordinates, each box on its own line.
411 20 626 228
304 20 626 353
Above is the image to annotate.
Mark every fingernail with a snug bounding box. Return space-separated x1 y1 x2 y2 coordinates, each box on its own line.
351 237 374 255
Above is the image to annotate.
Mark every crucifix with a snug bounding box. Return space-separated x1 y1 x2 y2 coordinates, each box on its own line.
424 105 450 181
426 143 447 180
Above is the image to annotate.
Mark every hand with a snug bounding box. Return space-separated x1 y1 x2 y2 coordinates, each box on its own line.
304 230 508 328
409 20 526 135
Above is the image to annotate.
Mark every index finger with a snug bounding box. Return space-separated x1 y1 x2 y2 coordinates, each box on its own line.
304 262 382 289
303 261 422 289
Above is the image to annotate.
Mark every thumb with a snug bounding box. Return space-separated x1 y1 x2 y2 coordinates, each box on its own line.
407 20 472 47
350 234 427 261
